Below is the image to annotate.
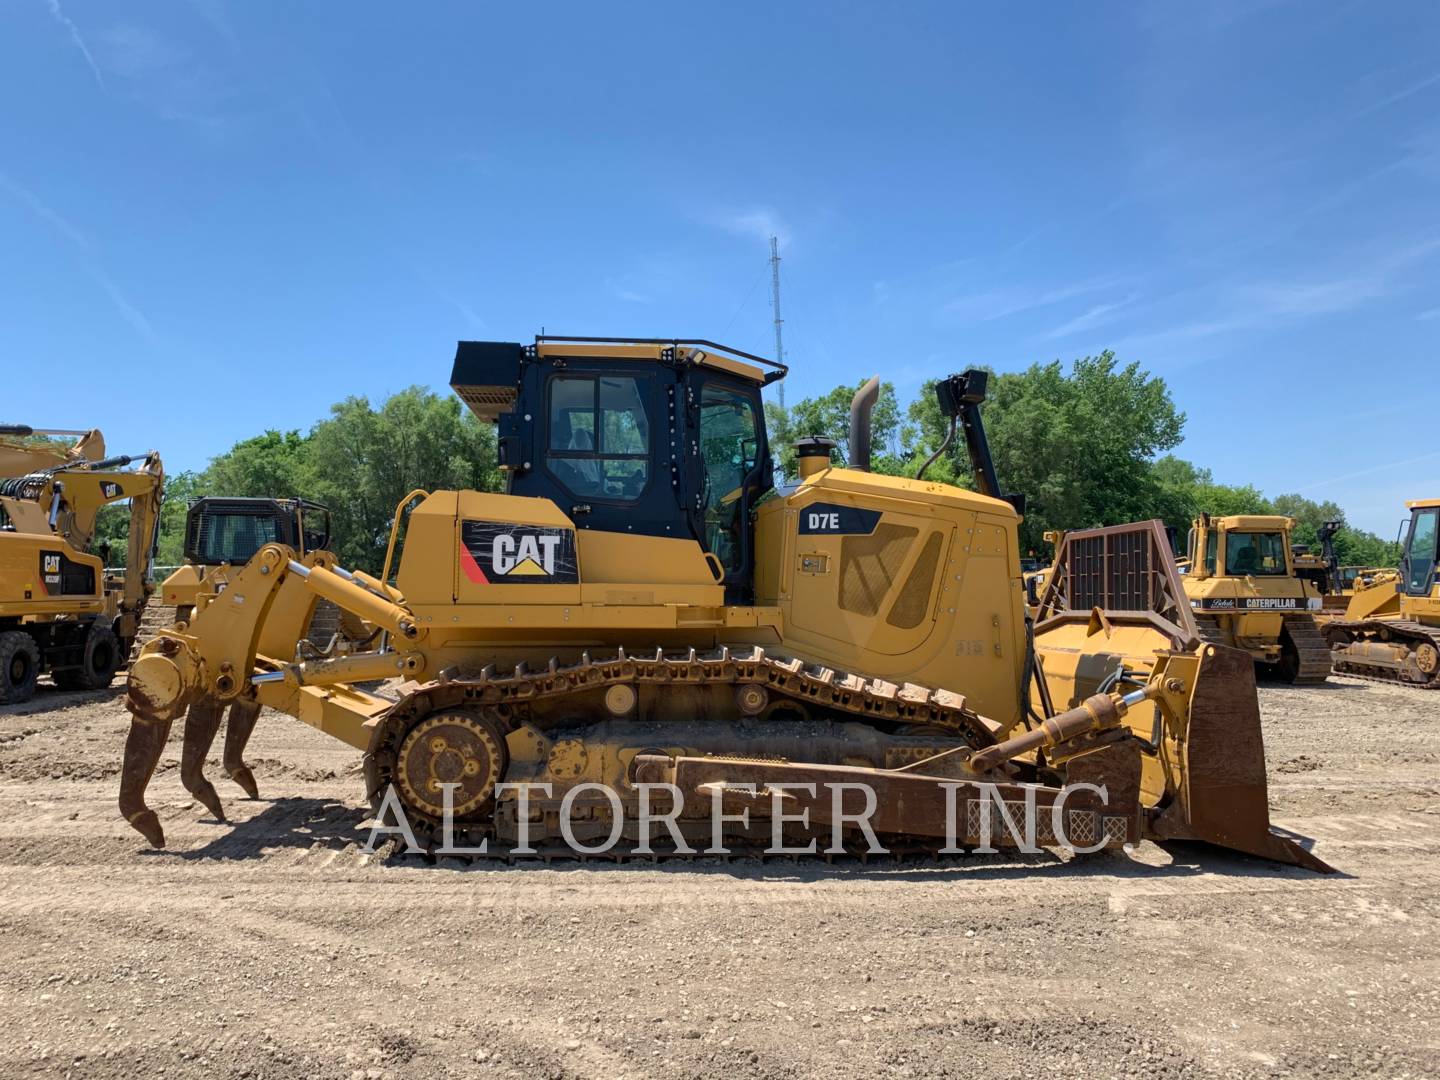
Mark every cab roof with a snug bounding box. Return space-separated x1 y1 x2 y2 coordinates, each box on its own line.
1406 498 1440 510
1209 514 1295 530
451 336 785 422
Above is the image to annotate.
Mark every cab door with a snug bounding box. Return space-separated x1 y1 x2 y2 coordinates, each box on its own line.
685 373 770 603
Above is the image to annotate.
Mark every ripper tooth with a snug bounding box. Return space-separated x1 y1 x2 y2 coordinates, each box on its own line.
119 713 172 848
223 699 262 799
179 699 227 822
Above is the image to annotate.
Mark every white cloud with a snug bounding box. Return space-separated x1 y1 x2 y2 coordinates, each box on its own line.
710 207 790 248
943 278 1120 324
1042 292 1141 341
1355 69 1440 118
99 23 189 80
0 172 156 342
43 0 105 91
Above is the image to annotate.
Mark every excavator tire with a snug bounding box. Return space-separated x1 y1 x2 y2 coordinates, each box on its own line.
52 623 123 692
0 630 41 705
1325 619 1440 689
1275 614 1331 685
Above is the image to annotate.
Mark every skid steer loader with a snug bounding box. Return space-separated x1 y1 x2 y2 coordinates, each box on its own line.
1181 514 1331 684
119 337 1327 870
0 450 164 702
1324 499 1440 687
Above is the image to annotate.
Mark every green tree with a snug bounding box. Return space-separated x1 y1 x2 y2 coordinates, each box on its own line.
770 379 907 479
909 353 1185 549
305 387 501 570
201 430 310 498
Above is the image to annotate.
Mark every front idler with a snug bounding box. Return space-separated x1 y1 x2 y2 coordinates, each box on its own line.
223 699 262 798
180 698 227 821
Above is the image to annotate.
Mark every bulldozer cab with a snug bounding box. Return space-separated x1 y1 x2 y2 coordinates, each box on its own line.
451 337 781 602
1399 500 1440 598
1187 514 1296 579
184 497 332 566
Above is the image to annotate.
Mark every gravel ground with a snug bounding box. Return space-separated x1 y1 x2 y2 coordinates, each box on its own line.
0 671 1436 1080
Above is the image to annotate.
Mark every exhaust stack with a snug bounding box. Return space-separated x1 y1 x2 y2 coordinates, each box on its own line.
848 376 880 472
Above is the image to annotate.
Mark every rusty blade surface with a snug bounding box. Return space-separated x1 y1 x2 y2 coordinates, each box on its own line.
1150 643 1335 873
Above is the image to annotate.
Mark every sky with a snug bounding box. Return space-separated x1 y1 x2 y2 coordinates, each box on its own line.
2 2 1436 538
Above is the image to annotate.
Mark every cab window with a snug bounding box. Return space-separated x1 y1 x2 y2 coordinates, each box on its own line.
699 384 759 576
1405 509 1438 595
1224 532 1287 576
546 375 649 501
1202 534 1217 575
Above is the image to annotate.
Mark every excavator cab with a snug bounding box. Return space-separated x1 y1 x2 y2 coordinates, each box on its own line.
451 337 778 602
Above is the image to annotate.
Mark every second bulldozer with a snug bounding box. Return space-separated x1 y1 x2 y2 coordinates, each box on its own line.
160 497 334 623
1324 499 1440 687
1181 513 1331 684
119 336 1325 871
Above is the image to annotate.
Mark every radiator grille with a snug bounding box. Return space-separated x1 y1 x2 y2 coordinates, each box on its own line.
839 524 916 616
888 531 944 629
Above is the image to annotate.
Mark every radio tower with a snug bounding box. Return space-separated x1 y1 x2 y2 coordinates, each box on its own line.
769 235 785 409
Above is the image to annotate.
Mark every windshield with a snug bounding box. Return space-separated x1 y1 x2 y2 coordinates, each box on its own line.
1404 508 1438 596
1224 531 1288 576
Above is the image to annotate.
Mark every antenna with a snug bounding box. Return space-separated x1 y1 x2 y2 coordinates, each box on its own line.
769 235 785 409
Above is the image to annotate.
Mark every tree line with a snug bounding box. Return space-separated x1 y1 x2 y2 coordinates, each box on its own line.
112 351 1393 574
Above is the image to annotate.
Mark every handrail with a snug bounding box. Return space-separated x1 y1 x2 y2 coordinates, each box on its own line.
534 335 788 380
381 489 430 586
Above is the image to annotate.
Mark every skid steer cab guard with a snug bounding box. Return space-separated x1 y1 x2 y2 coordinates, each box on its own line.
120 337 1329 872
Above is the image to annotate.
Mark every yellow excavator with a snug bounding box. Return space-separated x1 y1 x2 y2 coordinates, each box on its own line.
118 336 1326 871
0 448 164 702
0 424 106 478
1180 513 1331 684
1324 499 1440 687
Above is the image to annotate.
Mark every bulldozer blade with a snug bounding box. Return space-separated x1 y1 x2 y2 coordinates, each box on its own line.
119 714 173 848
1150 643 1335 873
180 699 227 822
223 699 262 798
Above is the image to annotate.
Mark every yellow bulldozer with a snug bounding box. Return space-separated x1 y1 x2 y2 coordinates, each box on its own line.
1180 513 1331 684
0 447 164 702
119 336 1326 871
1323 499 1440 687
160 496 335 623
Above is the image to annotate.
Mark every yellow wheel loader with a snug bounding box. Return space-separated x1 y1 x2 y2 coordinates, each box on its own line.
1181 514 1331 684
1324 499 1440 687
119 336 1326 871
160 497 335 623
0 451 164 702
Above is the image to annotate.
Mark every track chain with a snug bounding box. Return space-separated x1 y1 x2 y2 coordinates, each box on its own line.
1282 613 1332 685
1194 615 1227 648
1325 618 1440 689
365 645 1001 858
